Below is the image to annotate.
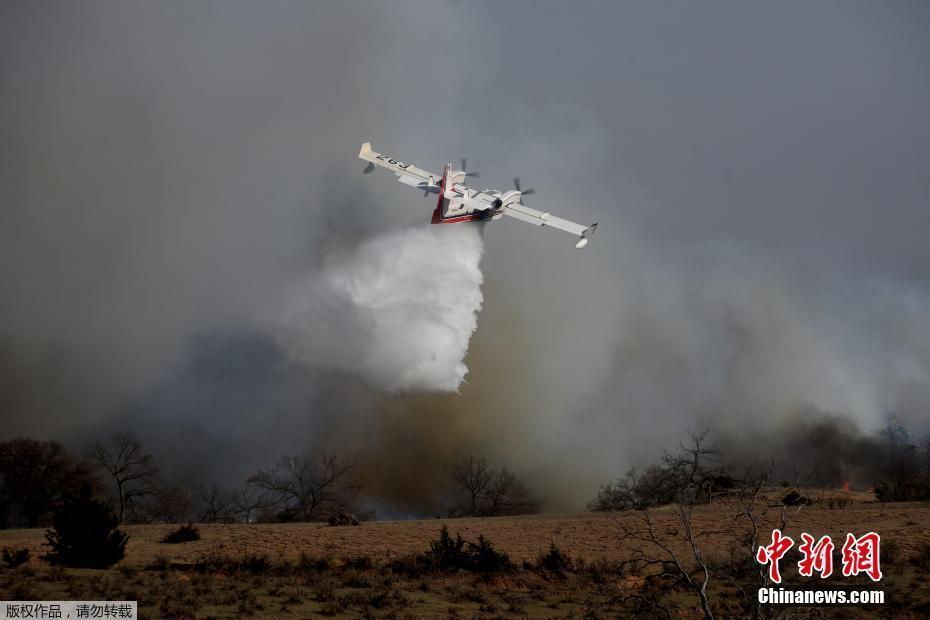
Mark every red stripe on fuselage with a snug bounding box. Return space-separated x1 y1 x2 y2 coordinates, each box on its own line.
431 163 451 224
433 212 485 224
430 163 484 224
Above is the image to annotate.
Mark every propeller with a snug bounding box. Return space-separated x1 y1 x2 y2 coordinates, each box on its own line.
460 158 479 178
513 177 535 197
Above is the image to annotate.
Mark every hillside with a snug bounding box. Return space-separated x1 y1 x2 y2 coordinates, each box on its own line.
1 491 928 618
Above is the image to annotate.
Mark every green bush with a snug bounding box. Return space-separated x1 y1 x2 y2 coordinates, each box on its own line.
428 526 511 572
429 525 468 570
468 535 510 572
161 523 201 544
540 542 570 572
45 484 128 569
782 491 811 506
391 526 512 575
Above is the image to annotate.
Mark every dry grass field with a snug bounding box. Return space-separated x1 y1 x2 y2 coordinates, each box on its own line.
1 489 929 618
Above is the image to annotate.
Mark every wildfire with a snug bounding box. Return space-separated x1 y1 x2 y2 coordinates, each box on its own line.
842 480 851 492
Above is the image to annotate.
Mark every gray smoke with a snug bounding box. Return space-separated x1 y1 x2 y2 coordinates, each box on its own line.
1 2 929 514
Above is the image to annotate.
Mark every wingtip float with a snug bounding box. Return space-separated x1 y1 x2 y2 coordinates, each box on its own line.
359 142 598 249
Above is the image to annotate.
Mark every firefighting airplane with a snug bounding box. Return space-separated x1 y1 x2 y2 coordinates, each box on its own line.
359 142 598 248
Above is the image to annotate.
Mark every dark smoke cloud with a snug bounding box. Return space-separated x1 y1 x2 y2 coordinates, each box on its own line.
2 1 929 514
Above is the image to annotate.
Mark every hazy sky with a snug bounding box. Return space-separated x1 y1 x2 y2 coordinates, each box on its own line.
2 1 928 512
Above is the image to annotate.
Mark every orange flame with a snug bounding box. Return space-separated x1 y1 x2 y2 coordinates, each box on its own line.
842 480 850 492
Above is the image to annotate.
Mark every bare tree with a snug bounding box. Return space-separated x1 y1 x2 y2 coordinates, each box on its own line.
874 414 927 501
230 484 269 523
483 467 542 516
615 431 725 619
589 464 681 512
447 455 542 517
149 485 192 524
598 431 808 619
195 482 236 523
247 453 360 522
90 432 160 522
448 455 492 516
719 461 811 620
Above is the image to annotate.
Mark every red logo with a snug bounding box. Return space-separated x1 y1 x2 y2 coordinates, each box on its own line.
841 532 882 582
756 529 795 584
798 533 835 578
756 530 882 582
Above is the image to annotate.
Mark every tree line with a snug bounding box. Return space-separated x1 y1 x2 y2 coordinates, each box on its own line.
0 432 541 529
588 415 930 513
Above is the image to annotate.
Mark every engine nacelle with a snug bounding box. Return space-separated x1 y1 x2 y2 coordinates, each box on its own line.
447 171 467 185
499 190 522 207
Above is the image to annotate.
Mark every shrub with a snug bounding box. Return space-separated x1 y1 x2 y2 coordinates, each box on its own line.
392 526 512 574
429 525 468 570
342 555 373 571
314 582 335 602
782 491 811 506
298 552 331 573
240 553 271 574
2 547 30 568
874 478 929 503
467 535 510 572
585 558 623 584
387 553 431 577
45 484 128 568
161 523 201 544
540 542 570 572
327 512 360 526
341 571 372 589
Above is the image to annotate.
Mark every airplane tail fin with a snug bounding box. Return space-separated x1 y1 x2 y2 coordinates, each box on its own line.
359 142 376 173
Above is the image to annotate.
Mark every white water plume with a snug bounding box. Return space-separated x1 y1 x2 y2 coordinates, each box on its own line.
276 224 485 393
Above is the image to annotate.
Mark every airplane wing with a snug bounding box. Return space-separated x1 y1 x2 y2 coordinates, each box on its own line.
358 142 441 194
502 202 598 248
